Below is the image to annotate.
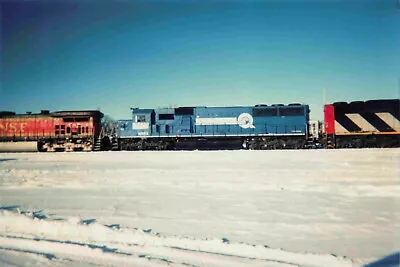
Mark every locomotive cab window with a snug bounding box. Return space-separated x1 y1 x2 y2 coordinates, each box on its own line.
136 115 146 122
76 117 89 122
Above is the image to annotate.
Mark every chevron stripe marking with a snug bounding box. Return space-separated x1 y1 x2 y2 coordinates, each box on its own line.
345 113 378 132
334 121 349 133
375 112 400 132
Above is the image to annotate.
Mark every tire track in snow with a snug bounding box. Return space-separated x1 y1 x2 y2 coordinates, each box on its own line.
167 246 300 266
0 246 56 260
0 236 187 267
1 235 200 267
0 234 292 267
0 235 133 256
0 210 355 267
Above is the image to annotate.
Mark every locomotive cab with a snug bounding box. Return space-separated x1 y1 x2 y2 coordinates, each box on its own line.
42 110 103 152
131 109 155 136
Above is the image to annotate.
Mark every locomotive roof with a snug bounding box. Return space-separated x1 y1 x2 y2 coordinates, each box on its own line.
0 110 104 118
332 99 399 106
50 110 104 117
133 104 309 111
0 111 50 118
0 111 16 117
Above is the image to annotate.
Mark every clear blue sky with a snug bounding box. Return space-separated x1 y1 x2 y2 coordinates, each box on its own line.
1 0 399 120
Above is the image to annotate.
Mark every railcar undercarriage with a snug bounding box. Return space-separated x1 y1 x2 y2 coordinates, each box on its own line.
38 137 94 152
118 136 308 151
119 138 175 150
333 134 400 148
244 136 306 150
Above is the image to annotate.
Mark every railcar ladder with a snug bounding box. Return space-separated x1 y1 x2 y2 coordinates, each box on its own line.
110 127 119 151
111 137 119 150
92 127 105 151
93 137 102 151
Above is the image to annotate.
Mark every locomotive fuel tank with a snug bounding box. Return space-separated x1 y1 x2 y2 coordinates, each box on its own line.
0 142 38 152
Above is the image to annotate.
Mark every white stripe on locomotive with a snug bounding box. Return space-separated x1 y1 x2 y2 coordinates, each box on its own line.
345 113 378 132
334 121 349 133
375 112 400 132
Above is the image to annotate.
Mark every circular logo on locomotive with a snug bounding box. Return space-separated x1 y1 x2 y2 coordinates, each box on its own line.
237 113 255 129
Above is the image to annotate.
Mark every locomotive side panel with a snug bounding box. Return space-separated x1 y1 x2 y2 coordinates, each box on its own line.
324 104 335 135
253 105 309 136
41 111 104 152
194 106 254 136
118 104 310 150
33 117 55 137
0 115 55 141
193 106 308 136
51 110 103 139
326 99 400 148
332 99 400 135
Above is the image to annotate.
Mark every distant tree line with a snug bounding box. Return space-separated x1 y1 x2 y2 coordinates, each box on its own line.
101 115 118 136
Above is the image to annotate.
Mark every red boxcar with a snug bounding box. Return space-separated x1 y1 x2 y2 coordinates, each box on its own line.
0 110 103 152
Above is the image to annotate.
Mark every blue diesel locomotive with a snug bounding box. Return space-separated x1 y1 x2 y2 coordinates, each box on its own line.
117 104 310 150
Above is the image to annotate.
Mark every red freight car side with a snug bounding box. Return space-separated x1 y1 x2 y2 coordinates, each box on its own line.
0 115 55 139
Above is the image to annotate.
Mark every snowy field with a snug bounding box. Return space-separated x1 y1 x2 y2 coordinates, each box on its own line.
0 149 399 266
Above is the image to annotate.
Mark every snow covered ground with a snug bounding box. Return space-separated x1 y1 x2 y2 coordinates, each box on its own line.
0 149 399 266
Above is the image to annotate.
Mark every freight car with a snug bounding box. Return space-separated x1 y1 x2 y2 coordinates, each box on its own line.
324 99 400 148
0 110 104 152
117 104 311 150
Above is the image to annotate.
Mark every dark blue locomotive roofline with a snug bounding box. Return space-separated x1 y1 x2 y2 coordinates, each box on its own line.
129 104 310 115
130 103 308 110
